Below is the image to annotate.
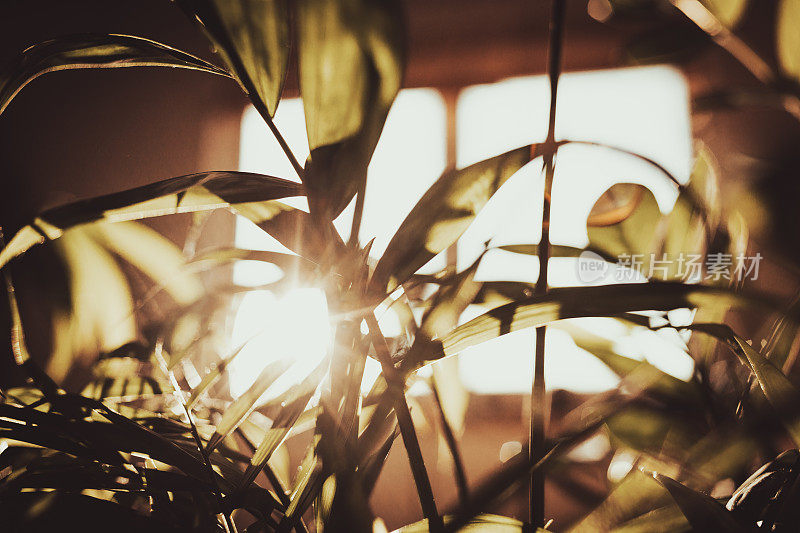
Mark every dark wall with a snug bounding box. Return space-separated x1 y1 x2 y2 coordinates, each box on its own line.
0 1 244 386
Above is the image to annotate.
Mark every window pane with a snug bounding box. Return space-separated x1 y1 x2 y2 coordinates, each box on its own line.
455 65 693 393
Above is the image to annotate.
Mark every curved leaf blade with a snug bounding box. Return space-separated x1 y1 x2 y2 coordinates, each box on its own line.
177 0 289 117
0 33 230 116
206 358 292 451
405 282 774 368
239 360 328 489
690 323 800 446
0 171 304 270
372 145 537 293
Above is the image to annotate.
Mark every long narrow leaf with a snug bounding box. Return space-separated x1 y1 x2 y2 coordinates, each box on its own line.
0 171 303 270
372 145 540 293
0 33 230 116
240 360 328 489
651 472 752 532
405 282 760 369
206 358 292 451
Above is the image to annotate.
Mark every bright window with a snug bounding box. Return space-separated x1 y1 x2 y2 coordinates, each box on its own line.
234 65 694 395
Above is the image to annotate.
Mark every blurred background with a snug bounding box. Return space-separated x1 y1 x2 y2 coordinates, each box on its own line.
2 1 799 529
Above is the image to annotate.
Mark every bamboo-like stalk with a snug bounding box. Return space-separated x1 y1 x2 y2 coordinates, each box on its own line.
430 378 470 505
530 0 566 528
365 314 443 531
212 27 305 180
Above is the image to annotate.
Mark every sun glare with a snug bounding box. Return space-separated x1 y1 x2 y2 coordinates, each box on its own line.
227 287 332 400
235 66 693 395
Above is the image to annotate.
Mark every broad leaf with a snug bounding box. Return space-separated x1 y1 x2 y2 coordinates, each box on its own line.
177 0 289 117
587 183 661 275
88 222 203 306
0 34 229 117
49 227 137 382
298 0 405 219
233 199 345 264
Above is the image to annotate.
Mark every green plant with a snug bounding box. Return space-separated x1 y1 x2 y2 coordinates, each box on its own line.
4 0 800 532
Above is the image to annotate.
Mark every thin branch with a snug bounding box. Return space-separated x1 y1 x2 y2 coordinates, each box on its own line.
365 313 443 532
210 27 305 179
430 378 469 505
251 97 306 180
530 0 566 529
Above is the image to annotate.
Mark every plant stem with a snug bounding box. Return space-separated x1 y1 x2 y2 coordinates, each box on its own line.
215 35 305 179
430 378 469 505
252 98 306 179
365 314 443 531
531 0 566 528
671 0 773 84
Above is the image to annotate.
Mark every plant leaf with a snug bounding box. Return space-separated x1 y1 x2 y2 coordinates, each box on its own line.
397 514 525 532
555 322 701 404
298 0 405 219
587 183 661 274
700 0 749 27
0 171 303 270
206 358 292 451
0 34 229 117
778 0 800 82
610 504 690 533
177 0 289 117
240 360 328 489
49 227 137 382
232 199 345 263
405 282 749 369
726 449 800 528
372 145 538 293
651 472 752 532
87 222 203 306
690 323 800 446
